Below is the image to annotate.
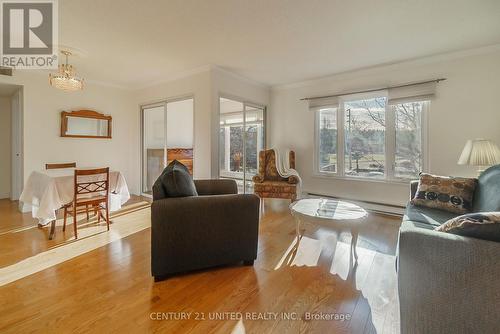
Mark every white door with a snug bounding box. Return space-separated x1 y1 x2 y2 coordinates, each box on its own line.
10 89 22 200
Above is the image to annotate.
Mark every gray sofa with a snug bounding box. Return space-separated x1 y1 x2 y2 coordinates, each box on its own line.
398 165 500 334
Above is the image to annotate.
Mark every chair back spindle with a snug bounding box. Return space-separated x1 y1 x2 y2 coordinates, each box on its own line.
74 167 110 201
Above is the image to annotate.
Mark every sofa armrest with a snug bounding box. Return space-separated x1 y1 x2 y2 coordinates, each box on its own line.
398 221 500 334
151 194 260 275
287 175 299 184
193 179 238 195
409 180 419 200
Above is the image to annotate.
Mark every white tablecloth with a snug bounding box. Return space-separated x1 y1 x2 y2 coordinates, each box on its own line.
20 168 131 224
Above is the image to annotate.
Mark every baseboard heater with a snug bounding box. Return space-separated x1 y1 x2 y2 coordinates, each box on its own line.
305 192 405 217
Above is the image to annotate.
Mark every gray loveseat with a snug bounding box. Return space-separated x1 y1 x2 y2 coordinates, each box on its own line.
397 165 500 334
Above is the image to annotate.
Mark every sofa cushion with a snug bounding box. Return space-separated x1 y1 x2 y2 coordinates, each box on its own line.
473 164 500 212
435 212 500 242
254 180 297 193
404 203 459 227
152 179 168 201
154 160 198 199
410 173 477 214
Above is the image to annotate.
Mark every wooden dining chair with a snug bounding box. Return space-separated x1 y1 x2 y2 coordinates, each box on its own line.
63 168 110 239
45 162 76 169
46 162 87 220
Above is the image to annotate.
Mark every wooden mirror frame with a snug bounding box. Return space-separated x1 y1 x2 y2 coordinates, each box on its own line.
61 110 112 139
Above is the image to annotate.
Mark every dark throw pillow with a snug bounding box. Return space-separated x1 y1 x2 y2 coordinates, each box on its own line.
410 173 477 214
153 160 197 200
435 212 500 242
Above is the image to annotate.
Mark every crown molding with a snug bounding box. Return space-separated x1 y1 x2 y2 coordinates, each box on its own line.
19 64 214 91
133 64 213 90
83 78 131 90
9 42 499 92
8 69 132 90
272 43 500 91
210 65 270 89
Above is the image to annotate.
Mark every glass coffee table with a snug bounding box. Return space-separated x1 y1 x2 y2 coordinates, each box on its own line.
290 198 368 260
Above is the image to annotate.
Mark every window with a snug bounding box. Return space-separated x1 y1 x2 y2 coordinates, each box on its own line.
315 96 427 181
344 97 386 179
318 108 337 173
393 101 423 178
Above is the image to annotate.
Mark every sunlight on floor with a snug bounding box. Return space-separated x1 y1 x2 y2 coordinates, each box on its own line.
274 236 323 270
274 233 399 333
0 208 151 286
230 319 246 334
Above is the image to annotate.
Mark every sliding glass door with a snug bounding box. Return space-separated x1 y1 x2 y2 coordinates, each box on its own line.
219 97 265 193
142 105 165 195
142 98 194 195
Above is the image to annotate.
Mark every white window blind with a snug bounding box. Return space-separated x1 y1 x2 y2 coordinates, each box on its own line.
387 81 436 105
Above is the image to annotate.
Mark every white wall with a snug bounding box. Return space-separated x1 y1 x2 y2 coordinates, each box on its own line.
0 71 139 196
269 47 500 206
0 97 11 198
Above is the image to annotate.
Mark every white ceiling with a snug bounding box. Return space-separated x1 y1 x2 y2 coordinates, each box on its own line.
59 0 500 88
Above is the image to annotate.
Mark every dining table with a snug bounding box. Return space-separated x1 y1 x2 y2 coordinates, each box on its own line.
19 167 131 240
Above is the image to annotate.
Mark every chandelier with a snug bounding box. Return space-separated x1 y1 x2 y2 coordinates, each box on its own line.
49 50 84 91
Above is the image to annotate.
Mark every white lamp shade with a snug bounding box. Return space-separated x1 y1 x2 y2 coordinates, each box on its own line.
458 139 500 166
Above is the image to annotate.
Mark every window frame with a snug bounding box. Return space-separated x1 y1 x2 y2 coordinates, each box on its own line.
313 95 429 183
313 105 340 176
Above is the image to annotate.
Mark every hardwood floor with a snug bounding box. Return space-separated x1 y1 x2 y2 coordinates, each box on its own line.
0 196 150 233
0 199 37 233
0 196 151 268
0 198 402 334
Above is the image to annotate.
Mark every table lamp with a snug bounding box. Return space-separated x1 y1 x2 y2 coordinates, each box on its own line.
457 139 500 175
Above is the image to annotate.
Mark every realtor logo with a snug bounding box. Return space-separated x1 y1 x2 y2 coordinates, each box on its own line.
0 0 58 69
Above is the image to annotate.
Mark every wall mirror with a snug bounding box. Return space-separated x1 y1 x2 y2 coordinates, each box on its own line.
61 110 112 138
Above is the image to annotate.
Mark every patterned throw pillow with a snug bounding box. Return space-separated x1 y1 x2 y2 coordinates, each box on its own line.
411 173 477 214
436 212 500 242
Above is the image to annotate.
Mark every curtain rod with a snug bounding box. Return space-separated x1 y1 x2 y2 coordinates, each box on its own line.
300 78 446 101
